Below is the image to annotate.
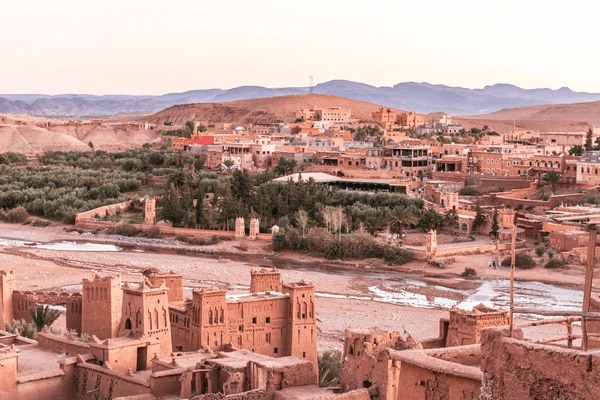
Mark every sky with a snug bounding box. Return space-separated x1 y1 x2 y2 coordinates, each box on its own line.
2 0 600 95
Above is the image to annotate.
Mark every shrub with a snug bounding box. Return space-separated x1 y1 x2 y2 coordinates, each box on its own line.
459 187 480 196
174 234 188 242
30 218 51 227
535 244 546 257
461 267 477 277
109 223 138 236
142 226 162 238
547 249 555 259
6 206 30 223
382 246 414 265
210 235 221 245
318 350 342 387
0 209 6 221
545 258 565 269
501 253 536 269
514 204 524 211
5 319 38 339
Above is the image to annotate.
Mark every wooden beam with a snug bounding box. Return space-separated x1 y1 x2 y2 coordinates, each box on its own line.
514 308 600 318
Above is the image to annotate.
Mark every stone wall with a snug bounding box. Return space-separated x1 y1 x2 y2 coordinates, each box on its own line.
480 327 600 400
15 370 71 400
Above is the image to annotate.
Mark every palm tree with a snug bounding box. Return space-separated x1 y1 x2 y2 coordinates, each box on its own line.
444 209 459 232
222 159 235 174
29 304 61 331
391 205 419 237
543 170 561 193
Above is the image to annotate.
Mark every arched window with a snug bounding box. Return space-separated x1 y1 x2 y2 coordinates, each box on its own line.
125 318 132 330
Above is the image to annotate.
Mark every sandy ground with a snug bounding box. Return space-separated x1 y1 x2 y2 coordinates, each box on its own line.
0 222 586 352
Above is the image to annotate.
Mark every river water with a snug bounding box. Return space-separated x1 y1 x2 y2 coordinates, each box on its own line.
0 238 120 252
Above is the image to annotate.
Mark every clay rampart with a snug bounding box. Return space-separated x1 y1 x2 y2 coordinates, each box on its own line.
36 332 91 355
480 327 600 399
75 200 133 223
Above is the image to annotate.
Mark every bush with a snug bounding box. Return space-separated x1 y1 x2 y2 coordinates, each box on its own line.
30 218 51 227
109 223 138 236
141 227 162 238
6 206 29 223
174 234 188 242
382 246 414 265
514 204 523 211
501 253 536 269
461 267 477 277
545 258 565 269
459 186 480 196
5 319 37 339
535 244 546 257
547 249 555 259
318 350 342 387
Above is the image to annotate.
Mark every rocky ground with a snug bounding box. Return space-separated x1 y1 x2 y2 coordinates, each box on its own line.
0 222 586 351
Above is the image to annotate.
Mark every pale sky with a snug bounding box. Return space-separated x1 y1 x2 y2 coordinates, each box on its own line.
2 0 599 95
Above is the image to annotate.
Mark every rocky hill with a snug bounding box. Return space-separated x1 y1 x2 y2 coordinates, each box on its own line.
146 94 394 126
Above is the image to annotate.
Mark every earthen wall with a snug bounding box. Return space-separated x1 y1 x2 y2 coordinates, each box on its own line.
480 327 600 400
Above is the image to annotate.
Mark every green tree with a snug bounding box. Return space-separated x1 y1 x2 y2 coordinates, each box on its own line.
472 203 485 233
418 208 445 231
185 120 195 134
29 304 61 331
222 159 235 173
195 188 205 228
275 157 297 176
490 208 499 238
543 170 561 193
391 204 419 236
586 127 594 151
197 124 208 133
444 209 459 232
569 145 584 156
318 350 342 387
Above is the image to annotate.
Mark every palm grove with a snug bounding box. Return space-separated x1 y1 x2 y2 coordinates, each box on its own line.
156 163 465 264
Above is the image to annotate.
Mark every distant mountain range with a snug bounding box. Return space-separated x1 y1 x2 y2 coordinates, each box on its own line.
2 80 600 117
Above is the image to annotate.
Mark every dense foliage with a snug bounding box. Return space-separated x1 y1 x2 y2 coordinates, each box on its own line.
0 165 142 222
501 253 536 269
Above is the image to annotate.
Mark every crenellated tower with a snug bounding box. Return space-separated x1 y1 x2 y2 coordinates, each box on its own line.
190 288 227 351
0 270 15 328
82 274 122 339
250 267 282 293
282 280 317 371
118 279 172 357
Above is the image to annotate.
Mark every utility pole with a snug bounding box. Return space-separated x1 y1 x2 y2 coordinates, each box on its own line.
509 219 517 337
582 225 597 350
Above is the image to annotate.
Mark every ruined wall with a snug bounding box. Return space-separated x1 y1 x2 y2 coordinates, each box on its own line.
73 364 152 400
341 329 418 400
480 327 600 400
446 307 508 347
394 359 480 400
12 290 82 333
250 269 282 293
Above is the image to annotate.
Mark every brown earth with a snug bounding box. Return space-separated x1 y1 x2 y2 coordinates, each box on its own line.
145 94 400 126
455 99 600 133
0 121 159 156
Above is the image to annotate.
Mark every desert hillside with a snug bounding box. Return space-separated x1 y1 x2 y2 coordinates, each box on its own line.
0 118 159 156
464 100 600 126
146 94 398 126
